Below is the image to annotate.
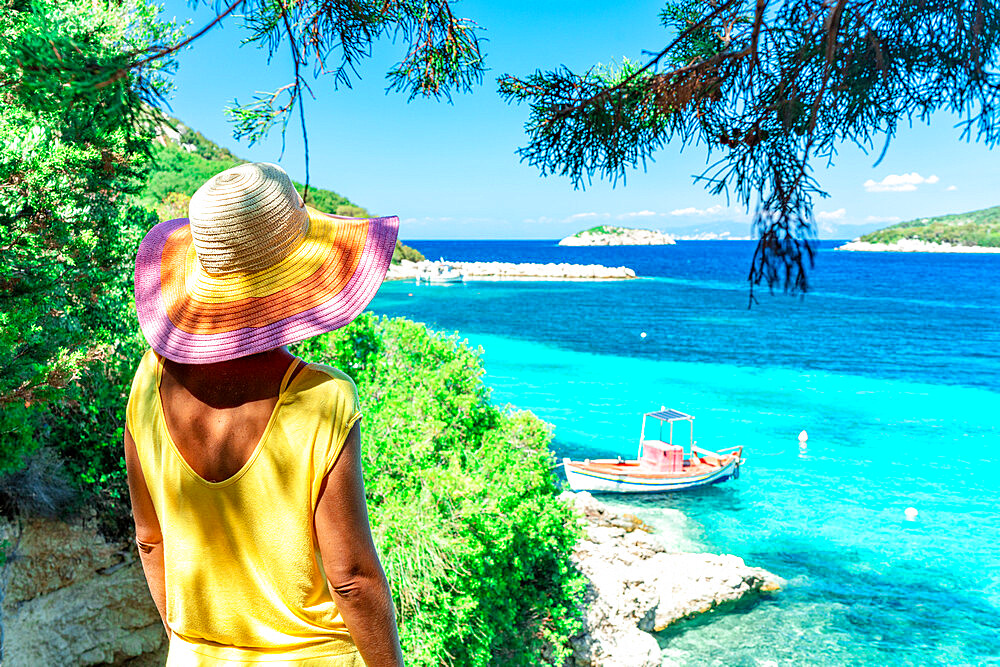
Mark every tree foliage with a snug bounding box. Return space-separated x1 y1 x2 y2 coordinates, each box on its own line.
499 0 1000 297
0 0 175 471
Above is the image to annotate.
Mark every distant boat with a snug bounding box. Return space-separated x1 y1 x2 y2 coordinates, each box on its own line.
563 408 744 493
417 261 464 284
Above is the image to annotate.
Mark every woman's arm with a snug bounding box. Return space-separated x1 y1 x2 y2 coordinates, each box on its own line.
124 427 170 635
314 421 404 667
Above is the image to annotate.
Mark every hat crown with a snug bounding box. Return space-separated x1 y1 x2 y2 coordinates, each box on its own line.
189 163 308 275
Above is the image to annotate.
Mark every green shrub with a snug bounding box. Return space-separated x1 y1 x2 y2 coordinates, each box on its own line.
391 239 427 264
294 315 583 666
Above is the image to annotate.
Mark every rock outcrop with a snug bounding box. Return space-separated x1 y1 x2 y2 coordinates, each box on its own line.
559 226 676 246
386 259 637 281
1 518 166 666
563 492 783 667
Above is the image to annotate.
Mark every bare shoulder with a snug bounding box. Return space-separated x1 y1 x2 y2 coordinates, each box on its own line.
291 363 361 410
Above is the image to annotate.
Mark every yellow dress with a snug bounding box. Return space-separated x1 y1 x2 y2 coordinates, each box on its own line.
127 350 365 665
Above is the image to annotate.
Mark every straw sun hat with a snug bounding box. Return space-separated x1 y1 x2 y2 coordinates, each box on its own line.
134 162 399 364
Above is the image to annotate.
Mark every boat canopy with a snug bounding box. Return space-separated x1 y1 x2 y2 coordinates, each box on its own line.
645 409 693 423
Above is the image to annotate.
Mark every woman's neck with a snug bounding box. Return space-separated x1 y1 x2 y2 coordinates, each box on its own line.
162 347 296 409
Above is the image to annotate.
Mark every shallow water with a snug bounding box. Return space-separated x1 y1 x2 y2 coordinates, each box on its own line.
370 241 1000 665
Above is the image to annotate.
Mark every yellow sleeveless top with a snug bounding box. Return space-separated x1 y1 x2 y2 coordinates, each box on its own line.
126 350 364 665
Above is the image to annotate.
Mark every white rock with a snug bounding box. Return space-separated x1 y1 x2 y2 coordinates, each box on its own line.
556 492 785 665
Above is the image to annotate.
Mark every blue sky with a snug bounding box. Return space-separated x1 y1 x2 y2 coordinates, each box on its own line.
158 0 999 240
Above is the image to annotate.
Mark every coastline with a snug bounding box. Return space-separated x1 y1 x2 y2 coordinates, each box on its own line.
836 239 1000 253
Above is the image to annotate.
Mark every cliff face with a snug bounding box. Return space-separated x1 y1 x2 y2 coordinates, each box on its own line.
1 518 166 666
559 226 677 246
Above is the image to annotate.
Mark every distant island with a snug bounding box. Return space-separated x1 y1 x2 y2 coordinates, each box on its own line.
559 224 676 246
838 204 1000 253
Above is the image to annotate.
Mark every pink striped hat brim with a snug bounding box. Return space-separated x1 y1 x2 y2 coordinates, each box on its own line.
134 214 399 364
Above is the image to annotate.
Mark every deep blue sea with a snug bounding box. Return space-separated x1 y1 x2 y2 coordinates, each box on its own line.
369 240 1000 666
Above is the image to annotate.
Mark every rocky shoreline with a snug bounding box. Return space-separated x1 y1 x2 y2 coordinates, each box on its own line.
561 492 783 666
836 239 1000 253
386 259 637 281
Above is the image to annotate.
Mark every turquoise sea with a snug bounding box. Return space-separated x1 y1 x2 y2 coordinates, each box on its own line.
369 240 1000 666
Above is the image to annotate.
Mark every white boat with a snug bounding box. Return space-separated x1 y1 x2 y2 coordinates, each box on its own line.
563 408 745 493
416 262 464 284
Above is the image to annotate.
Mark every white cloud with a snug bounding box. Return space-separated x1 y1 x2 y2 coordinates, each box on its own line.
669 204 724 216
616 210 658 219
564 212 610 223
816 208 846 221
865 215 902 223
863 172 940 193
947 185 958 191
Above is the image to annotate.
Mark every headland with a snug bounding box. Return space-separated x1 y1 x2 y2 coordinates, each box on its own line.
839 204 1000 252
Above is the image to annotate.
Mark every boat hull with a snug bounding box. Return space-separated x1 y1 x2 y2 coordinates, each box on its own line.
563 457 741 493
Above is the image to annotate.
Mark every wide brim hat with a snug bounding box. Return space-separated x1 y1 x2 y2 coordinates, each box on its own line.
134 162 399 364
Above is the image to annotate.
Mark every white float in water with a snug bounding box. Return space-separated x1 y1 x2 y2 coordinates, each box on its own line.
905 507 919 520
798 430 808 443
640 331 647 338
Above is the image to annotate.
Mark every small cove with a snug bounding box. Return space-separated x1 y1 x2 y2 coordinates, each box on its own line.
370 240 1000 665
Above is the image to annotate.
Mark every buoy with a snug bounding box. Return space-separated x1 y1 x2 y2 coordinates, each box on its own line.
905 507 918 520
798 430 808 443
640 332 647 338
407 293 413 297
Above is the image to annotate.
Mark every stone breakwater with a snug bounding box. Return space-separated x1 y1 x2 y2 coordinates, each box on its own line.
837 239 1000 253
560 491 784 667
386 259 637 281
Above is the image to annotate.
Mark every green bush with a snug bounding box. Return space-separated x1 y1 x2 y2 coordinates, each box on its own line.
33 324 149 537
391 239 427 264
294 315 583 666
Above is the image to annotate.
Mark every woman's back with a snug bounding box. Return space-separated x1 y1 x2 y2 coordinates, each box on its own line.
127 349 363 663
157 348 300 483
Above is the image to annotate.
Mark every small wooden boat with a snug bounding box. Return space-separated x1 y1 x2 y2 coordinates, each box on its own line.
416 261 465 284
563 408 745 493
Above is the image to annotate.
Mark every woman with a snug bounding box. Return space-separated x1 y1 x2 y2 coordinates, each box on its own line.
125 162 405 666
